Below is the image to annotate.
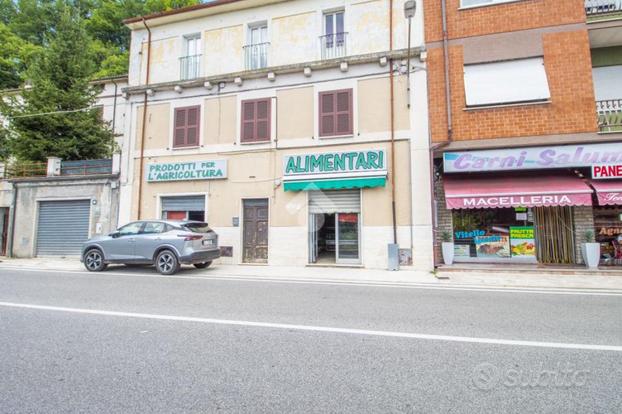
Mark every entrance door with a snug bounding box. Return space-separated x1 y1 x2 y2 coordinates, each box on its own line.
0 208 8 256
336 212 360 263
308 190 361 265
243 199 269 263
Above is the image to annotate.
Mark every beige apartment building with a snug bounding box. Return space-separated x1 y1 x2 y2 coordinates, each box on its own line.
119 0 434 270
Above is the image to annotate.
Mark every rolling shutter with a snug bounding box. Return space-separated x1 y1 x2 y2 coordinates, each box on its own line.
319 89 353 136
36 200 91 256
309 190 360 214
161 195 205 212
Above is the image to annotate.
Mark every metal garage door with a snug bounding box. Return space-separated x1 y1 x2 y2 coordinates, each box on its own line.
36 200 91 256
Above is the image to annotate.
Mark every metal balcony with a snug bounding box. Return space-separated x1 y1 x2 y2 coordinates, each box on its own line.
243 42 270 71
596 99 622 132
585 0 622 17
179 54 201 80
320 32 348 60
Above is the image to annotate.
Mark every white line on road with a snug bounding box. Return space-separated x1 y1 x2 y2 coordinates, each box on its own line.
1 266 622 296
1 301 621 352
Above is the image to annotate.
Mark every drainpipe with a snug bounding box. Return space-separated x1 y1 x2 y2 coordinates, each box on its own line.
111 79 118 156
7 182 17 257
441 0 452 140
137 17 152 220
389 0 398 245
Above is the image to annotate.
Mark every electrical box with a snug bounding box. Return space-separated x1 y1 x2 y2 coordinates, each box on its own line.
388 243 400 271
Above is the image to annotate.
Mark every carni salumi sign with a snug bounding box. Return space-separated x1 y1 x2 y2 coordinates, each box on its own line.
444 143 622 173
147 160 227 182
282 149 388 191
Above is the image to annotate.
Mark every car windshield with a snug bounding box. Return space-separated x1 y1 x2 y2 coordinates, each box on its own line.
181 222 211 233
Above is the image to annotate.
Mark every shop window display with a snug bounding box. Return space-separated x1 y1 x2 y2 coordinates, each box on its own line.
594 207 622 266
452 208 536 262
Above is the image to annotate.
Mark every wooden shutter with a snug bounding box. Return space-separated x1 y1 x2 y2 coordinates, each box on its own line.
173 106 201 148
319 89 352 137
241 98 271 143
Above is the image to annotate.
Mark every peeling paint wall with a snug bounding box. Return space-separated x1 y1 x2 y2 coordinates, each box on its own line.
204 25 245 76
271 12 317 67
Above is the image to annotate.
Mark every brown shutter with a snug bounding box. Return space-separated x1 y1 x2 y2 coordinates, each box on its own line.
241 99 271 143
319 89 352 137
174 108 187 147
173 105 201 148
335 90 352 135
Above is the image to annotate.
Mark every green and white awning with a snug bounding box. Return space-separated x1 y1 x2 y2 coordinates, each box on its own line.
282 149 388 192
283 176 386 192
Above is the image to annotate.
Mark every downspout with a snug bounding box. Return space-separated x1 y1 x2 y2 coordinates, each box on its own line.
441 0 452 140
111 79 118 156
137 17 152 220
7 182 17 257
389 0 398 245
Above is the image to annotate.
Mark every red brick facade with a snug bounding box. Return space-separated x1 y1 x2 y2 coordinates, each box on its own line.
425 0 598 143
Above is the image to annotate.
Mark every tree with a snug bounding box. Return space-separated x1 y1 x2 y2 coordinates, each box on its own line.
0 22 41 89
1 7 113 161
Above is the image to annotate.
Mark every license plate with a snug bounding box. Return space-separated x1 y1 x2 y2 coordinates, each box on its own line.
202 239 214 246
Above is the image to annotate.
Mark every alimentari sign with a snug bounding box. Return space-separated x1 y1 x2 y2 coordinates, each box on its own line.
147 160 227 182
444 143 622 173
283 150 387 179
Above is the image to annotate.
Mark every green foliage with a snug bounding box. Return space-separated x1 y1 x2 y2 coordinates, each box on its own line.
1 0 202 161
584 230 595 243
1 7 113 161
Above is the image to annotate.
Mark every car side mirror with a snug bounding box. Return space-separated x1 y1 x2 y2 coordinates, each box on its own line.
110 231 121 238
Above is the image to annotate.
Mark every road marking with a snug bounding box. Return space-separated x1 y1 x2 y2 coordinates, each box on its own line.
1 301 621 352
1 266 622 296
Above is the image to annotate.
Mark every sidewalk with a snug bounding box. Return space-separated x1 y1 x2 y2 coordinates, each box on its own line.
1 257 621 291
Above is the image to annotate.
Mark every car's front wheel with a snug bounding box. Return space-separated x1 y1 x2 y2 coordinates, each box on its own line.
84 249 108 272
156 250 180 275
193 261 212 269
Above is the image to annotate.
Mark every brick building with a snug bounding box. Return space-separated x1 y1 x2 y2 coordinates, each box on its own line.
425 0 622 267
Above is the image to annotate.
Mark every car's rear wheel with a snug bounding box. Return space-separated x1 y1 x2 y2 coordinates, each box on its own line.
84 249 107 272
193 261 212 269
156 250 180 275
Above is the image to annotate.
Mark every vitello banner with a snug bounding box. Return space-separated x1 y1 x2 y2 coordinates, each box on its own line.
283 150 387 178
147 160 227 182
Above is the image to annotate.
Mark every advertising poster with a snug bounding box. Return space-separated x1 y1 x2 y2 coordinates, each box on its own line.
474 235 510 258
454 244 471 258
510 226 536 258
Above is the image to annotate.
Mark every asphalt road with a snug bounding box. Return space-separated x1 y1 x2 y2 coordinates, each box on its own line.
0 266 621 413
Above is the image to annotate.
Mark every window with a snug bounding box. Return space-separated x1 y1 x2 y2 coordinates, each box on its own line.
181 34 201 80
142 222 167 234
173 106 201 148
319 89 353 137
241 98 271 143
245 23 268 70
322 11 346 59
461 0 522 8
118 222 144 236
463 58 550 107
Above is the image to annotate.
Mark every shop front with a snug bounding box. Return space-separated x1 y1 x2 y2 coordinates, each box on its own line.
590 172 622 266
440 142 622 266
282 149 388 266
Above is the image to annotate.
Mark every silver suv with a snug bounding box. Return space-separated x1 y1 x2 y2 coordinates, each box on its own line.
81 220 220 275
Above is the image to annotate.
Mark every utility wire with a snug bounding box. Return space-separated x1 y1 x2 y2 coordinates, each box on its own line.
6 107 95 119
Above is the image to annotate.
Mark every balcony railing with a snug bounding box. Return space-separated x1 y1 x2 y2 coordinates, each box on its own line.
60 159 113 176
179 54 201 80
243 42 269 71
320 32 348 60
2 161 47 179
585 0 622 16
596 99 622 132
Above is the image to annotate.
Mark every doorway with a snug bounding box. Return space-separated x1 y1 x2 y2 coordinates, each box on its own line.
243 199 269 263
0 208 8 256
308 190 361 265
